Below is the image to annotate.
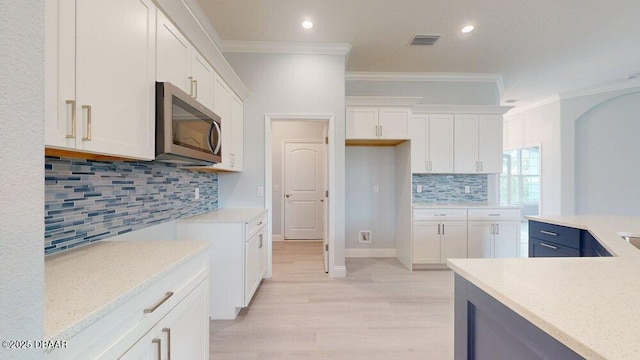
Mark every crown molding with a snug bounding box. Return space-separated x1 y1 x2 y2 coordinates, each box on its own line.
219 41 352 56
345 72 503 83
412 104 514 115
181 0 224 46
559 78 640 101
346 96 423 107
503 96 561 118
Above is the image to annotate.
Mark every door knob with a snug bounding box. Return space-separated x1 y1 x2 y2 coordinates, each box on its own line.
285 194 291 198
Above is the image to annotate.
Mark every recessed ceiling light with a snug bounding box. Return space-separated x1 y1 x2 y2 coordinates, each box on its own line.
461 25 475 33
302 21 313 29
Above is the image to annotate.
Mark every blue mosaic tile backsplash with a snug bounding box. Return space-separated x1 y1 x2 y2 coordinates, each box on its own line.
45 157 218 255
413 174 487 203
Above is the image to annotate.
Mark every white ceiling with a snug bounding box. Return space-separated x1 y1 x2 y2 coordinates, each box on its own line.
196 0 640 105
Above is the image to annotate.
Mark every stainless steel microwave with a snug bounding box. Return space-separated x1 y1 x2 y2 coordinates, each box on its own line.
155 82 222 166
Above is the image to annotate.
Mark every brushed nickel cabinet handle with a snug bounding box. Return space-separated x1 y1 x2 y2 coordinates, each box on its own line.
480 161 483 172
257 221 263 226
375 125 378 137
259 234 263 248
430 161 433 171
496 223 499 234
442 223 445 235
475 161 479 171
379 125 383 137
152 339 161 360
193 79 198 99
144 292 174 313
540 230 558 236
162 328 171 360
540 242 558 250
437 223 440 235
491 224 495 234
188 76 194 96
426 161 429 172
66 100 76 138
81 105 91 141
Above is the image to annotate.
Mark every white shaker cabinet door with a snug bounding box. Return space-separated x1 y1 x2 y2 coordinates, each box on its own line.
156 10 191 94
413 221 441 264
428 114 454 173
191 51 215 110
454 114 479 173
478 115 503 174
410 114 428 172
468 221 493 258
493 221 520 258
230 94 244 170
75 0 156 160
212 73 232 170
346 107 378 139
440 220 468 261
378 107 411 140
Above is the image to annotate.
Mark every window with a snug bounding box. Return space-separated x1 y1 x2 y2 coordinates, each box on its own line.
500 147 540 205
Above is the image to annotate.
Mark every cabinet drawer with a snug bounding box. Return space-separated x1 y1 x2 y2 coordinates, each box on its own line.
529 238 580 257
468 208 521 221
529 221 581 249
247 212 267 239
413 208 467 221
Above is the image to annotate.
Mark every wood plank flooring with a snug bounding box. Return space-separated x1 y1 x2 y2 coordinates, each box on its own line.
210 241 455 359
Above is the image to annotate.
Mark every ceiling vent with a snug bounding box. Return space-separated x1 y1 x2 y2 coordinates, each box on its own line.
410 34 440 46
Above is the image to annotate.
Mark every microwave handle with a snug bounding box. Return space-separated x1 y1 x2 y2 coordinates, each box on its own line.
212 121 222 155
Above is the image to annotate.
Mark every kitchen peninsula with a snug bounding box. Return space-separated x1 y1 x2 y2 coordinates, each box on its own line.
449 215 640 359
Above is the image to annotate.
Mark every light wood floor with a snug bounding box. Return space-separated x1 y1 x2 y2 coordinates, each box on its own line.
210 241 455 359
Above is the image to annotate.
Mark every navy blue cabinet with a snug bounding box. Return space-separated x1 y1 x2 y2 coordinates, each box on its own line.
528 220 612 258
454 275 583 360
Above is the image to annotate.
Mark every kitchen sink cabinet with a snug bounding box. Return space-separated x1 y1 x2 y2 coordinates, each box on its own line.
346 106 411 141
45 0 156 160
454 114 503 174
411 114 455 173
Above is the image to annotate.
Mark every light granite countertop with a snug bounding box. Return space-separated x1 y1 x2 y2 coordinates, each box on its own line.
178 208 266 223
448 215 640 359
44 240 209 341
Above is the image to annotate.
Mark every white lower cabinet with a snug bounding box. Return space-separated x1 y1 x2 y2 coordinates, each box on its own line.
413 207 521 265
413 209 468 264
467 209 521 258
177 210 268 319
119 280 208 360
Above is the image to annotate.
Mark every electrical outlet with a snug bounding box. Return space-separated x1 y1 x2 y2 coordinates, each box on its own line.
373 185 379 194
257 186 264 197
195 187 200 200
359 230 371 243
465 186 470 194
417 185 423 193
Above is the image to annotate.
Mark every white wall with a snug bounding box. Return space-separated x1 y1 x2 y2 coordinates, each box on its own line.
573 91 640 215
346 80 500 105
504 100 563 215
220 52 346 272
271 121 325 236
0 1 44 359
346 147 397 250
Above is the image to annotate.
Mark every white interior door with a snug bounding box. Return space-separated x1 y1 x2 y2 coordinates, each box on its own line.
284 142 324 240
322 125 329 272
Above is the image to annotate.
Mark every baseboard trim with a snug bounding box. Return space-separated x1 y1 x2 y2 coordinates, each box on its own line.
272 234 284 242
344 248 397 258
332 266 347 278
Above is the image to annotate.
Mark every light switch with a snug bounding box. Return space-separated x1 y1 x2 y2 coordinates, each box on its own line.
257 186 264 197
195 187 200 200
465 186 470 194
373 185 379 194
417 185 423 193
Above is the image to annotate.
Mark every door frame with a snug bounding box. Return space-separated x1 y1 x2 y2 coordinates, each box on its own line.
281 139 325 241
265 114 336 278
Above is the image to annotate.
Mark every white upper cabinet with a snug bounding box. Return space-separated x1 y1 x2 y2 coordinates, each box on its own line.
411 114 454 173
156 11 191 94
156 10 214 111
230 93 244 171
346 107 378 139
46 0 156 160
454 114 503 174
346 106 410 140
